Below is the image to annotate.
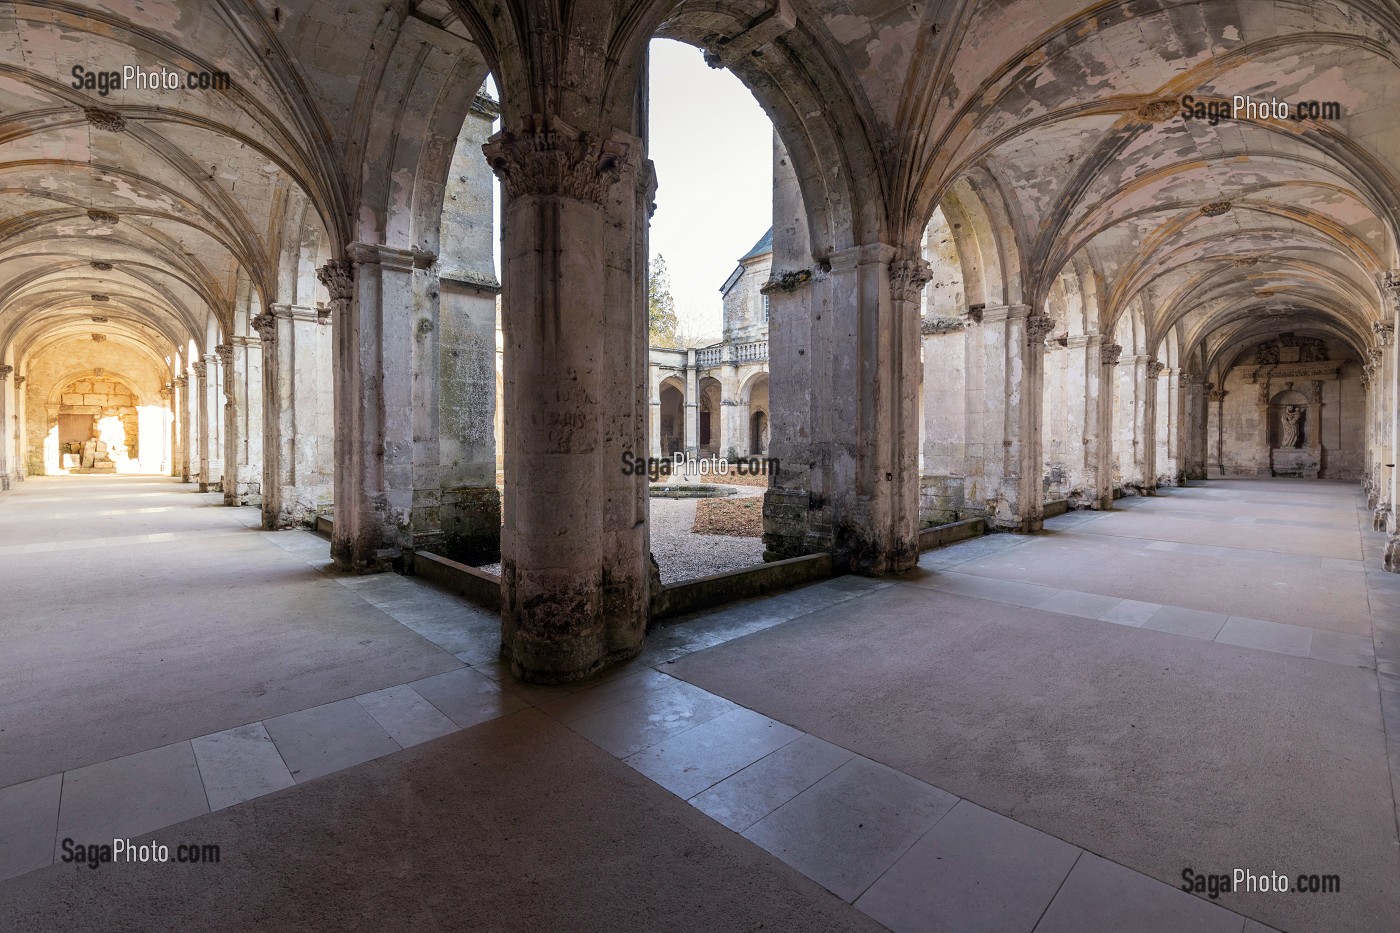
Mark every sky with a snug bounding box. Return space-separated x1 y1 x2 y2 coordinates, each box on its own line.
485 44 773 343
647 40 773 343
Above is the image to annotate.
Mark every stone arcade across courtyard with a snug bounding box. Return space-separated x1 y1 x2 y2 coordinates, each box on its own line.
1 1 1399 931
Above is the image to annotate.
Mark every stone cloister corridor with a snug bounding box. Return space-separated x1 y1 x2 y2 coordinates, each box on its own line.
2 473 1398 932
3 0 1400 929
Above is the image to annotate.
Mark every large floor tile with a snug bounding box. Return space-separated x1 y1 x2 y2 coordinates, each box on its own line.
1035 589 1123 620
1215 617 1313 657
742 757 958 902
538 668 677 723
55 741 209 858
1143 605 1229 640
568 677 740 758
855 800 1081 933
690 733 855 832
1100 598 1162 626
1308 630 1375 668
264 699 401 783
623 707 801 799
0 773 61 881
409 667 528 729
192 722 295 810
1033 852 1243 933
355 684 460 747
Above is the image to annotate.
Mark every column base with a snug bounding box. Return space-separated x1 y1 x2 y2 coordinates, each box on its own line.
1384 533 1400 573
762 487 817 561
1374 506 1392 533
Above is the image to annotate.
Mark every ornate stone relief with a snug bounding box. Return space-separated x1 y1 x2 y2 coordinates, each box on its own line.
1200 201 1232 217
91 316 108 323
1100 343 1123 366
1253 333 1327 365
84 107 126 132
1208 388 1228 402
1135 99 1177 122
1145 359 1165 379
1231 257 1259 267
0 365 12 380
192 361 206 379
90 261 112 271
215 344 234 368
1025 314 1055 344
316 260 354 324
482 117 634 205
91 294 110 302
16 376 26 389
86 209 118 224
91 334 105 342
1374 321 1394 347
890 257 933 304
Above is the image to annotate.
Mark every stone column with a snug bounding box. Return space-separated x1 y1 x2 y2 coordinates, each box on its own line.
648 378 663 460
258 304 333 528
1371 321 1394 526
216 345 237 502
159 384 173 475
1182 374 1207 480
0 364 11 491
1161 367 1181 484
223 338 262 506
683 349 699 457
172 375 189 480
203 353 224 490
1093 343 1121 507
192 359 211 488
483 115 652 682
438 273 502 564
1208 387 1228 474
1141 358 1162 494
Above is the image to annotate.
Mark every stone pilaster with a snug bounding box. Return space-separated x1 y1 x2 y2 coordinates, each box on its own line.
0 364 12 491
484 114 652 682
172 374 190 481
1380 273 1400 569
259 304 333 529
192 359 211 489
1208 387 1228 475
1140 358 1163 494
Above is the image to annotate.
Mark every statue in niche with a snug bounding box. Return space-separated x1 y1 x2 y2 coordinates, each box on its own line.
1255 341 1280 364
1280 405 1304 449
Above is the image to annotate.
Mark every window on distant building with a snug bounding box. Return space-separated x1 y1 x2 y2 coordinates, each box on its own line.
762 293 770 323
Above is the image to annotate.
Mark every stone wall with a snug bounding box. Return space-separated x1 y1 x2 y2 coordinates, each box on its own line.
1211 359 1363 480
24 338 167 475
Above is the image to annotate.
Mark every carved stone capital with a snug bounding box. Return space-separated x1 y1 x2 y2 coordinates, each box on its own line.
215 344 234 368
1146 359 1165 379
15 375 25 389
1208 389 1228 402
192 360 207 380
172 375 187 389
1026 314 1056 344
890 257 933 305
1374 321 1394 347
251 313 276 344
0 364 11 381
482 116 634 205
1383 271 1400 312
316 260 354 324
1369 347 1383 366
1100 343 1123 366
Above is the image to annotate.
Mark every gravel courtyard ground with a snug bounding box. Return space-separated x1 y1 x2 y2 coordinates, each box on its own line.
476 486 766 584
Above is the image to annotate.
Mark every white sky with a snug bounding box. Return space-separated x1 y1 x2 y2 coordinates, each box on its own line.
647 40 773 343
486 44 772 343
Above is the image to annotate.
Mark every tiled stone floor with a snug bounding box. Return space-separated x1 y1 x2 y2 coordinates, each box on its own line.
3 474 1396 932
